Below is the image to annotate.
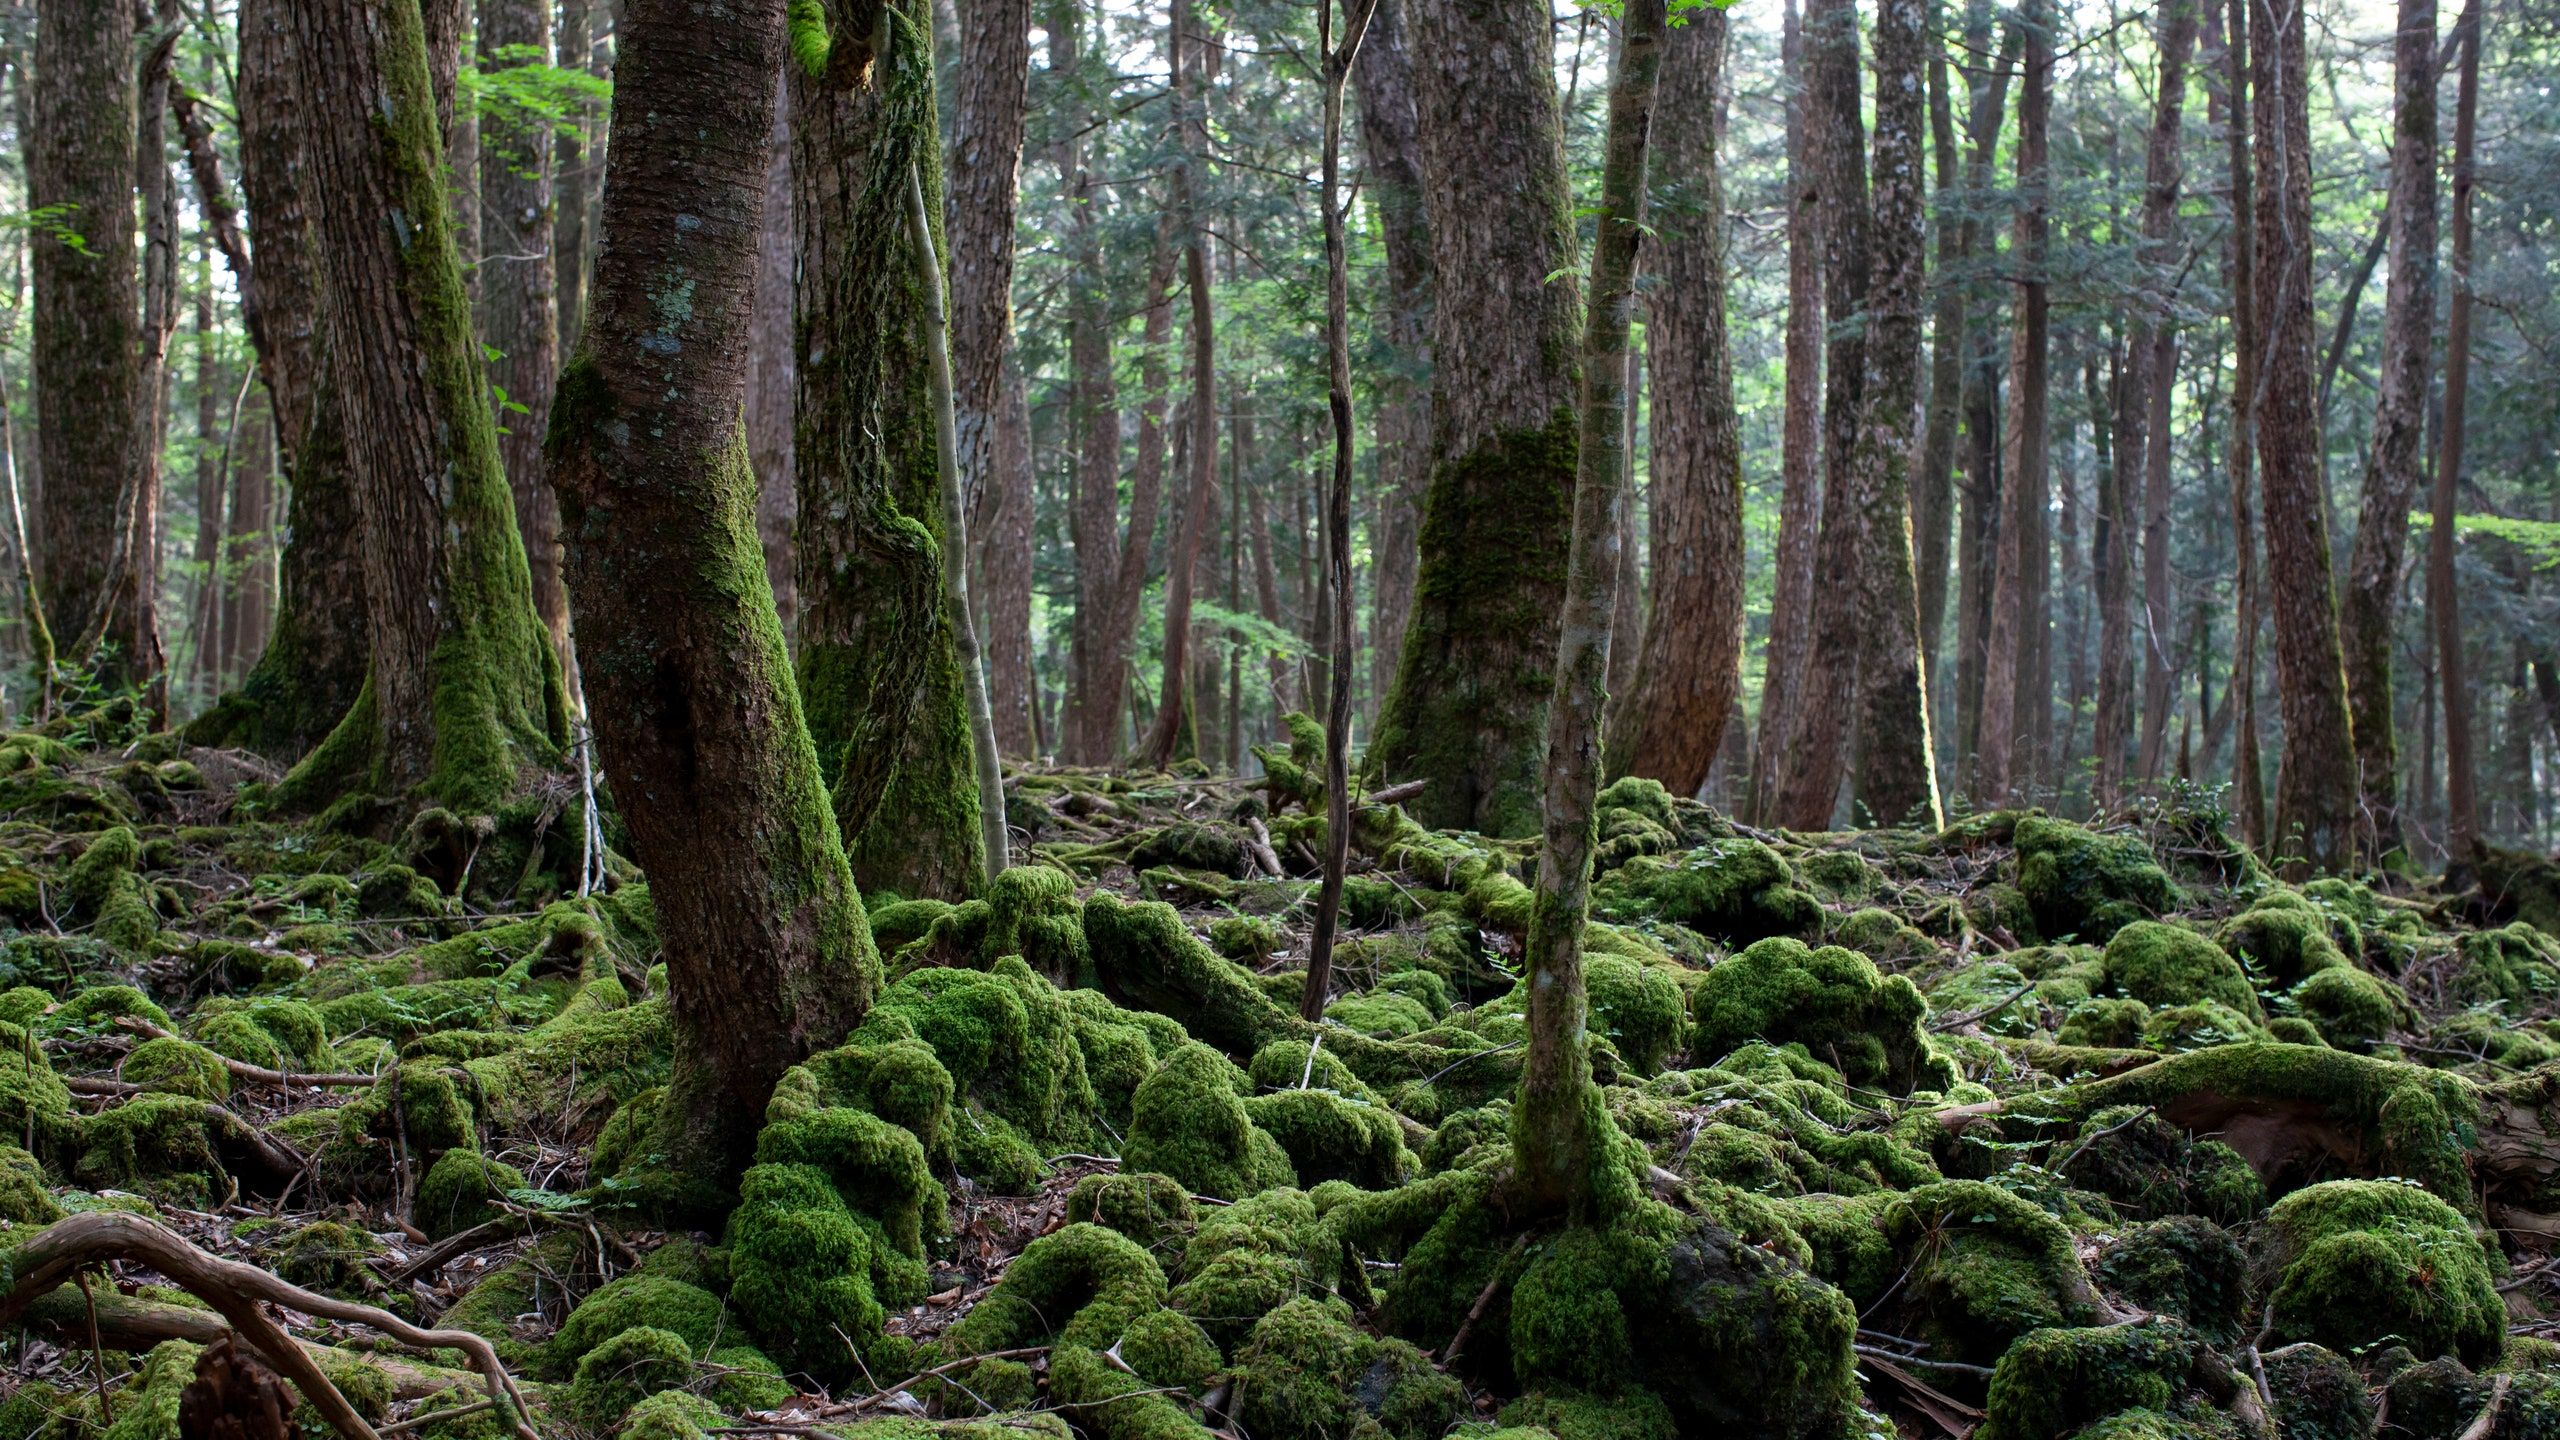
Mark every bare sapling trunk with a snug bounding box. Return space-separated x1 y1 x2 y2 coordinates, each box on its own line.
2430 0 2481 860
1515 0 1664 1224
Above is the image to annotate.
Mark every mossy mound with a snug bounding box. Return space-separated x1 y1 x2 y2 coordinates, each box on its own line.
2014 816 2178 942
1689 937 1955 1094
2258 1180 2504 1366
1125 1042 1297 1199
1591 838 1821 944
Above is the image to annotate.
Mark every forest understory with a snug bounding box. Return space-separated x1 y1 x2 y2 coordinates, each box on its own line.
0 703 2557 1440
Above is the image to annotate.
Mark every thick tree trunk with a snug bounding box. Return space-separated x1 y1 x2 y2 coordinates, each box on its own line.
746 75 799 636
1368 0 1580 837
28 0 139 662
477 0 570 675
1973 0 2051 803
2250 0 2359 874
1767 0 1873 831
550 0 876 1205
1136 0 1220 771
1607 6 1738 797
2338 0 2437 862
950 0 1035 755
1516 0 1663 1224
1845 0 1941 827
280 0 567 812
182 0 372 761
2430 0 2481 858
1748 0 1823 823
2103 0 2199 804
1354 0 1432 728
790 0 986 900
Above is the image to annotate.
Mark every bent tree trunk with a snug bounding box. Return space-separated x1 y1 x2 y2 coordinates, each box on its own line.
185 0 373 762
791 0 987 900
548 0 877 1202
28 0 140 659
1607 7 1741 797
280 0 566 813
1369 0 1582 839
1517 0 1664 1225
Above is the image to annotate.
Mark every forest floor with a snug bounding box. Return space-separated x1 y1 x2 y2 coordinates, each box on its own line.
3 701 2560 1440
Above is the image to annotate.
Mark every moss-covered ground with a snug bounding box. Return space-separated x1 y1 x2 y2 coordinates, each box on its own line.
7 708 2560 1439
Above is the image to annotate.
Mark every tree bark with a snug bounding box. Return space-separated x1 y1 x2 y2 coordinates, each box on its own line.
2103 0 2199 804
550 0 876 1204
1353 0 1433 729
2337 0 2437 862
1368 0 1581 837
222 401 277 680
2207 0 2268 847
1055 0 1121 764
1946 7 2016 785
2250 0 2360 874
1912 17 1962 683
477 0 570 676
1084 222 1175 761
2429 0 2481 859
949 0 1036 755
553 0 594 349
1973 0 2052 803
790 0 987 899
279 0 567 812
1748 0 1824 823
746 74 798 636
1607 5 1739 798
105 11 181 713
1135 0 1220 771
1845 0 1942 827
28 0 139 662
1516 0 1663 1224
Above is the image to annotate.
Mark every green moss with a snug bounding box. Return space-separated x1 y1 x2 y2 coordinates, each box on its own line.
1834 906 1937 965
1591 839 1820 944
1689 937 1954 1094
1498 1390 1675 1440
1785 1180 2102 1370
0 1143 63 1227
1209 913 1285 962
2261 1179 2503 1366
65 827 158 953
1977 1319 2202 1440
2216 898 2354 987
1241 1088 1413 1190
1126 1043 1296 1199
2102 922 2261 1018
2013 816 2178 942
620 1390 726 1440
2291 964 2412 1052
1066 1170 1196 1262
564 1326 695 1429
272 1220 386 1301
415 1149 526 1240
551 1273 728 1375
725 1161 910 1384
1131 822 1250 879
46 984 173 1035
119 1037 231 1101
2449 923 2560 1011
753 1105 943 1269
2094 1216 2249 1342
1232 1297 1462 1440
2059 997 2151 1048
2263 1344 2373 1440
944 1220 1168 1363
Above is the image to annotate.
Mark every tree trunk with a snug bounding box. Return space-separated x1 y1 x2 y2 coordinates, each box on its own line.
2103 0 2199 804
2250 0 2359 874
185 250 226 700
279 0 567 812
2208 0 2268 847
1368 0 1581 837
553 0 593 349
477 0 570 677
950 0 1036 755
222 402 277 680
1748 0 1823 823
183 0 372 761
28 0 139 661
789 0 987 900
1606 6 1740 798
1082 222 1174 763
1516 0 1663 1224
1056 0 1122 764
1912 20 1961 684
1973 0 2051 803
1353 0 1432 728
2430 0 2481 859
1946 8 2015 788
1845 0 1941 827
746 74 799 637
2337 0 2437 862
550 0 876 1206
107 11 180 714
1135 0 1220 771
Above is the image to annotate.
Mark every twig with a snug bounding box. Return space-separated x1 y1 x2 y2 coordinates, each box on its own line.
77 1269 115 1423
377 1399 496 1436
1441 1238 1526 1366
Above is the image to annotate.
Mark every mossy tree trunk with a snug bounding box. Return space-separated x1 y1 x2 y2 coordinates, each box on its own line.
28 0 140 667
2337 0 2434 863
547 0 878 1202
1514 0 1663 1226
790 0 987 901
2249 0 2358 874
183 0 374 762
279 0 567 813
1368 0 1581 840
1606 8 1739 798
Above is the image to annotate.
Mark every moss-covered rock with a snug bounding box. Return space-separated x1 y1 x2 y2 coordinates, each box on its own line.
414 1149 526 1240
1689 938 1954 1095
1231 1297 1462 1440
119 1037 231 1101
2014 816 2178 942
1977 1319 2208 1440
2102 922 2261 1019
2094 1216 2250 1342
1591 840 1820 944
1124 1042 1296 1199
564 1326 695 1428
2259 1180 2503 1367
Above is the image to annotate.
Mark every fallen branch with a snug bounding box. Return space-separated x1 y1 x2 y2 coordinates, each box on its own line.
1362 779 1425 809
1243 815 1286 879
2456 1373 2513 1440
115 1015 379 1088
0 1210 539 1440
